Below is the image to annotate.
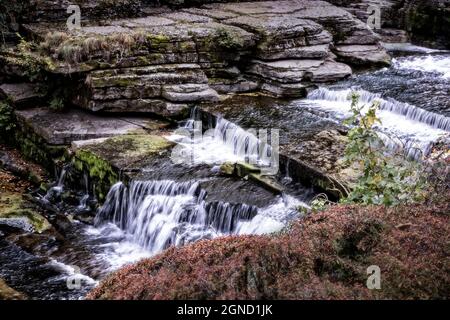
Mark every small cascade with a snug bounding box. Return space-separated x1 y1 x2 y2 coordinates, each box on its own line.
307 88 450 131
282 158 292 184
304 87 449 159
183 106 199 130
77 173 91 211
393 54 450 79
95 180 260 254
42 164 71 203
171 115 276 169
213 117 273 165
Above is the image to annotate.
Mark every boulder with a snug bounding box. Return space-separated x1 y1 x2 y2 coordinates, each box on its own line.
0 193 52 234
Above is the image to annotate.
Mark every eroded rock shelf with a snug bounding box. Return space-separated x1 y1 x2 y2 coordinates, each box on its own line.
17 0 391 117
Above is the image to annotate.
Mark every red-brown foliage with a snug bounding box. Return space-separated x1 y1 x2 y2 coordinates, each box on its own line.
88 197 450 300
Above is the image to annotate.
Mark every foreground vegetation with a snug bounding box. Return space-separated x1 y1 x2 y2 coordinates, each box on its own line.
88 196 449 300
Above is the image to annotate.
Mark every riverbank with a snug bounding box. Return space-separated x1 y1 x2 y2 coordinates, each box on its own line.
88 195 450 300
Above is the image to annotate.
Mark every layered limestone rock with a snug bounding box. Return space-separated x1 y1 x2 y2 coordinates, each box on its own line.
15 0 390 116
12 106 170 171
332 0 450 48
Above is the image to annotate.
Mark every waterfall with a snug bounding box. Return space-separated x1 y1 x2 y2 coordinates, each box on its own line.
183 106 199 130
304 88 449 159
42 164 71 203
77 173 91 211
307 88 450 131
95 180 259 254
171 115 275 169
213 117 273 165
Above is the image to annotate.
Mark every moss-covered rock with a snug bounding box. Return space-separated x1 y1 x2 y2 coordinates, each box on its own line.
73 134 174 201
220 161 284 194
0 193 51 233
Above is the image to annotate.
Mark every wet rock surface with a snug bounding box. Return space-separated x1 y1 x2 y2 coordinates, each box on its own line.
0 83 44 108
200 95 353 197
0 0 448 301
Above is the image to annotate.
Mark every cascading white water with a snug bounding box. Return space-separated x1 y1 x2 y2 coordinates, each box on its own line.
95 180 293 255
304 87 450 159
42 164 70 203
170 116 274 168
393 54 450 79
308 88 450 131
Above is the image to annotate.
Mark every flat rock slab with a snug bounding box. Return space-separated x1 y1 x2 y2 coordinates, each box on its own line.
0 83 44 108
14 107 171 145
73 134 175 173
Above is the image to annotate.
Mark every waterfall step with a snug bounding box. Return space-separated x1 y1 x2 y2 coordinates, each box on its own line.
14 107 171 145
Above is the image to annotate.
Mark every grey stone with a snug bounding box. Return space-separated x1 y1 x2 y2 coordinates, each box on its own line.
14 107 170 145
334 44 392 66
0 83 44 108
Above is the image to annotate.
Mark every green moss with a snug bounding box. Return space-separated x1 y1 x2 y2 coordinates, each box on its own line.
83 134 172 163
146 34 169 43
73 134 172 201
73 149 119 201
13 128 66 172
0 194 51 233
205 27 245 52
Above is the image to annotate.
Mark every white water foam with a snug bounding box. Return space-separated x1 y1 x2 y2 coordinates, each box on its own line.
393 55 450 79
94 180 307 256
168 117 275 170
236 194 305 235
82 223 152 271
304 87 449 159
382 42 446 54
46 259 98 287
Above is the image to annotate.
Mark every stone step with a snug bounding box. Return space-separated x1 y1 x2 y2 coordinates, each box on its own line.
14 107 171 146
0 83 45 108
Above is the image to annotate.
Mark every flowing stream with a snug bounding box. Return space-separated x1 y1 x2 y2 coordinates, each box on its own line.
1 50 449 299
298 52 450 159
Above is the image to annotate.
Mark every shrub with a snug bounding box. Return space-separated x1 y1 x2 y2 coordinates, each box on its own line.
0 100 15 136
341 93 429 206
14 36 55 80
49 95 65 111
